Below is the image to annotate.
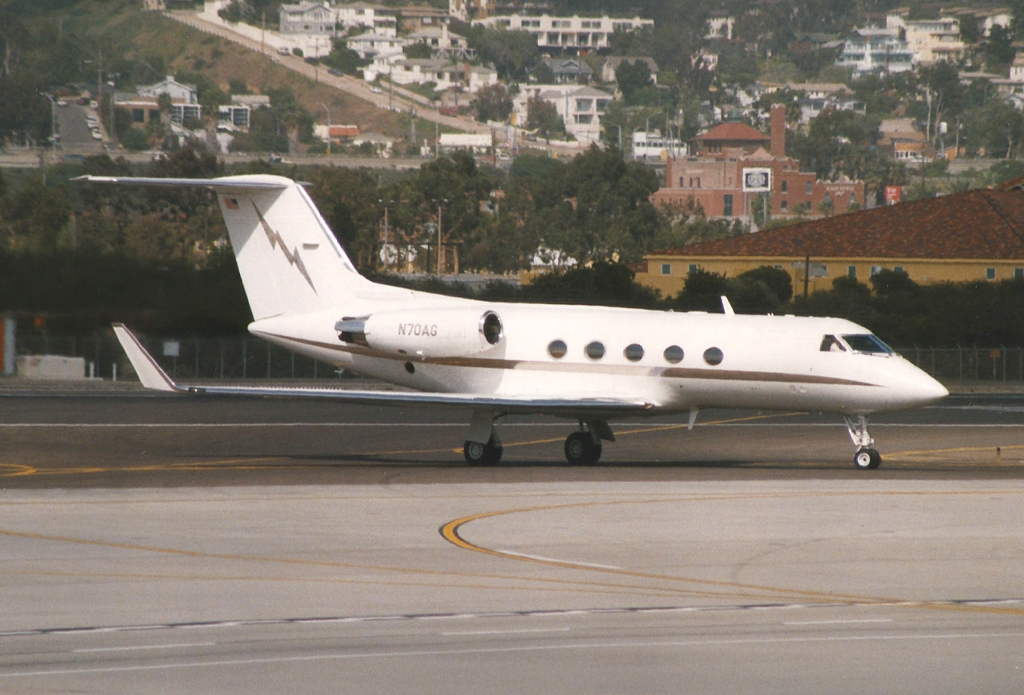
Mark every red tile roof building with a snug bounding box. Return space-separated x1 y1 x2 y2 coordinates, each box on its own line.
639 188 1024 297
651 104 866 223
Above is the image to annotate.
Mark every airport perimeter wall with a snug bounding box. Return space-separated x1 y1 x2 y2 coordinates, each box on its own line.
6 334 1024 385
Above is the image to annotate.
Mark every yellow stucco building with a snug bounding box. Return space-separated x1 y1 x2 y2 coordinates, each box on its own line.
638 188 1024 297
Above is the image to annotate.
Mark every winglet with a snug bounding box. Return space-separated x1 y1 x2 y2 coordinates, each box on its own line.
111 324 180 392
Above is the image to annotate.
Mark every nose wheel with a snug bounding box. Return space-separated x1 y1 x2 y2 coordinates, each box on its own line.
845 415 881 469
854 447 881 470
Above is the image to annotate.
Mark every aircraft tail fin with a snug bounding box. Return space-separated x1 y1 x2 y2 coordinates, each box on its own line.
78 175 372 320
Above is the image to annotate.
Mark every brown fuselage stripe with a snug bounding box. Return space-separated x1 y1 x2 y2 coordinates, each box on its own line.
264 334 879 388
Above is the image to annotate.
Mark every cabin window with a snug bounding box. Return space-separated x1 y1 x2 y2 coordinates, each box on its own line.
820 335 846 352
623 344 644 362
842 334 893 354
663 345 683 364
585 341 605 359
548 339 567 359
703 347 724 365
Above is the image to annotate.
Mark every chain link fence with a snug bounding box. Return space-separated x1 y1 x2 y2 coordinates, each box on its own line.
12 334 1024 383
895 346 1024 383
15 333 344 381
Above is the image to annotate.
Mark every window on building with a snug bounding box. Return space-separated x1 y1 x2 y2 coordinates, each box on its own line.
894 266 904 274
688 264 698 274
871 265 882 275
781 180 788 193
848 265 857 278
132 109 145 123
723 194 733 216
780 200 788 210
850 192 857 206
806 182 813 195
986 268 996 280
1015 268 1024 279
661 263 671 276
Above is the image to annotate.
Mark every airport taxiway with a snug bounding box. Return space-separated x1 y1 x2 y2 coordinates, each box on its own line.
0 391 1023 693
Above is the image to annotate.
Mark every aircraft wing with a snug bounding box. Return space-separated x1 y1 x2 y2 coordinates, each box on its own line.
112 325 655 416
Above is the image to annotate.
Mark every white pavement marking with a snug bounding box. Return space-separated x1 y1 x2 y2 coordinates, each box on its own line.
497 551 623 570
4 632 1024 678
73 643 215 653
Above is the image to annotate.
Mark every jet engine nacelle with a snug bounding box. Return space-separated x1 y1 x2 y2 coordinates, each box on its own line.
336 308 503 358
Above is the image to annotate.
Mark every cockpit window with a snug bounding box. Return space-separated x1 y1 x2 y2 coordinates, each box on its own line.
842 334 894 354
820 335 847 352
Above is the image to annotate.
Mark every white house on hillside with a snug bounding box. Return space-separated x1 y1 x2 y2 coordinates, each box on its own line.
347 31 405 60
472 14 652 52
836 29 914 76
513 84 612 144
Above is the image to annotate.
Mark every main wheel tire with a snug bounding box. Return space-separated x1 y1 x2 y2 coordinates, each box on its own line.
464 438 502 466
854 447 881 470
564 432 601 465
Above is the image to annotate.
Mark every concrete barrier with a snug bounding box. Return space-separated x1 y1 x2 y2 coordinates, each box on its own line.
16 355 87 381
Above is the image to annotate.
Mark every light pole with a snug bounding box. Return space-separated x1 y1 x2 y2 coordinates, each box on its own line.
378 198 394 269
39 93 57 157
107 75 118 150
433 199 447 275
319 102 331 157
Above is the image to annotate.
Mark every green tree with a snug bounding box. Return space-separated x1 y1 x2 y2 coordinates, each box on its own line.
307 167 380 267
985 24 1015 68
463 26 539 81
526 95 564 137
615 59 653 105
471 83 512 123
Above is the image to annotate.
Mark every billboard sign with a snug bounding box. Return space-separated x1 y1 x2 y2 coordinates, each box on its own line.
742 167 771 193
884 185 902 205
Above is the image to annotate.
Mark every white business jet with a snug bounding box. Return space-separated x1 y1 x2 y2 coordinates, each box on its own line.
80 174 948 469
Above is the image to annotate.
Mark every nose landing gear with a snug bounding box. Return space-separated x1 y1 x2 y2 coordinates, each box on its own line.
845 415 881 469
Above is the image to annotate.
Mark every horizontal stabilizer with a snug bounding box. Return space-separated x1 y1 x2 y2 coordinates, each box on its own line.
112 324 180 392
111 325 654 415
73 175 288 190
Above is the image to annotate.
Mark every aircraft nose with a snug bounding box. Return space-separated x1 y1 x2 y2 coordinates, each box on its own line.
897 367 948 408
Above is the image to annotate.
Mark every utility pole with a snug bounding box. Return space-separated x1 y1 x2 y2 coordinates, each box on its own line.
437 201 443 275
319 102 331 157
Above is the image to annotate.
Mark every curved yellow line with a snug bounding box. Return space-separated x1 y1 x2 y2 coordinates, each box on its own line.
440 492 1024 615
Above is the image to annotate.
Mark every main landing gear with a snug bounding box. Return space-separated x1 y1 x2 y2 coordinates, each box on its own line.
563 420 614 465
462 412 615 466
464 409 503 466
463 433 503 465
845 415 881 470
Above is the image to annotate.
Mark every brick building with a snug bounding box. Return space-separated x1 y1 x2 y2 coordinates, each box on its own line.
651 104 866 223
